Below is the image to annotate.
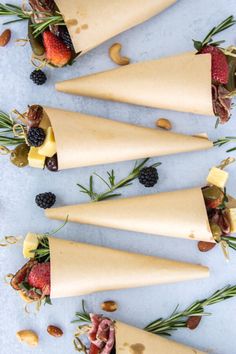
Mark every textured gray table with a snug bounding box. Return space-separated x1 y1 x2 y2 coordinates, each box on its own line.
1 0 236 353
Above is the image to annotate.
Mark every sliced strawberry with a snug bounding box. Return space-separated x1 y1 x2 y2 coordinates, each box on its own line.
28 262 50 295
200 45 229 84
43 31 72 67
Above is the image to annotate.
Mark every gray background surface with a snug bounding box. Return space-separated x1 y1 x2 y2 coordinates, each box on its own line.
1 0 236 353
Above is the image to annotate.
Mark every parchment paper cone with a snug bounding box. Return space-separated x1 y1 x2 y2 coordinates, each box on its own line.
46 188 214 242
115 321 206 354
43 107 212 170
56 52 215 116
54 0 176 55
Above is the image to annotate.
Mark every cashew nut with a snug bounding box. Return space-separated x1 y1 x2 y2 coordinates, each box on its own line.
109 43 130 66
16 330 39 347
156 118 172 130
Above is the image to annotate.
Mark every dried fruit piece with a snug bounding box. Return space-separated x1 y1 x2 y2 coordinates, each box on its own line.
46 154 58 172
156 118 172 130
101 300 118 312
109 43 130 66
0 29 11 47
27 105 44 128
198 241 216 252
47 325 63 337
187 316 202 330
16 330 38 347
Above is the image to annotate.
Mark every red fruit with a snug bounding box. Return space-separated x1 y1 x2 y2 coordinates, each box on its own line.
28 262 50 295
89 343 100 354
200 45 229 84
43 31 72 67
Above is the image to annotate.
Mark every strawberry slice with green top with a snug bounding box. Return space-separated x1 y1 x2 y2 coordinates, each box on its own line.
43 30 72 67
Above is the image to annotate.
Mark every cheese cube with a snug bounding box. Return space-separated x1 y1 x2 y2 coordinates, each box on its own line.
28 147 45 169
227 208 236 233
23 232 39 258
38 127 56 158
207 167 229 189
39 113 51 130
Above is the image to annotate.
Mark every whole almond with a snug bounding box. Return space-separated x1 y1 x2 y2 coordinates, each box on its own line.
156 118 172 130
101 300 118 312
47 325 63 337
198 241 216 252
187 316 202 330
0 29 11 47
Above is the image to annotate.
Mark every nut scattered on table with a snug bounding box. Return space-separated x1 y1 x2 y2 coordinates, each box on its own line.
101 300 118 312
156 118 172 130
16 330 39 347
187 316 202 330
47 325 63 337
0 29 11 47
198 241 216 252
109 43 130 66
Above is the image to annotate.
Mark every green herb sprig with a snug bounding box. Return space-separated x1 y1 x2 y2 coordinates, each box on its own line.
214 136 236 152
193 15 236 52
0 3 30 24
77 158 161 202
0 111 25 146
31 12 64 37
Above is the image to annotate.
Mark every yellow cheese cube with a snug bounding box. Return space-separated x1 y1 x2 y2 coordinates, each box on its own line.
207 167 229 189
39 113 51 130
38 127 56 158
23 232 39 258
28 147 45 169
227 208 236 233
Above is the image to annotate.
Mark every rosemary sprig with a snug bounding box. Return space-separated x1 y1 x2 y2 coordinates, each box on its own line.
72 300 91 324
77 158 161 202
193 15 236 51
214 136 236 152
0 111 25 146
31 12 65 37
0 3 30 24
221 236 236 251
145 285 236 336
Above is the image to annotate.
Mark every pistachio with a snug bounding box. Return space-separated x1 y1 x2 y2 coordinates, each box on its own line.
101 300 118 312
109 43 130 66
187 316 202 330
198 241 216 252
156 118 172 130
47 325 63 337
16 330 38 347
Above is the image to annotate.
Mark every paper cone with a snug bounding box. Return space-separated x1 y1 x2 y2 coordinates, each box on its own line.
56 52 215 116
54 0 176 54
49 237 209 298
115 321 206 354
43 106 212 170
46 188 214 242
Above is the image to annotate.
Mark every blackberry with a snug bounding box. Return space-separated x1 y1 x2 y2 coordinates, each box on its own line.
138 166 159 187
59 27 74 50
35 192 56 209
27 127 46 147
46 154 58 172
30 69 47 85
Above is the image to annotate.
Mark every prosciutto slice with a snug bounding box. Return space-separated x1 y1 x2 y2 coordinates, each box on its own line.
212 84 232 123
89 314 115 354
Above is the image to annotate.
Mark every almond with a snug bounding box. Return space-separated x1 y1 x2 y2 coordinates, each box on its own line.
198 241 216 252
156 118 172 130
0 29 11 47
47 325 63 337
187 316 202 330
101 300 118 312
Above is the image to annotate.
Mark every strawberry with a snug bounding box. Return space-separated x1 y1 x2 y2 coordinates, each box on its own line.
28 262 50 295
43 31 72 67
200 45 229 84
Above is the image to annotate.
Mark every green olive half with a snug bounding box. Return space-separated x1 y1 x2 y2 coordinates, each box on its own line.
10 143 30 168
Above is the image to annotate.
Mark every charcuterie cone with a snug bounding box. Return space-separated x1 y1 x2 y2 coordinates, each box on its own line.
54 0 176 54
114 321 206 354
46 187 214 242
49 237 209 298
56 52 215 116
44 106 212 170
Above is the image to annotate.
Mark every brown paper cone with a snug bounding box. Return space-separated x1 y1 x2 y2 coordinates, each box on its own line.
43 107 212 170
54 0 176 54
49 237 209 298
115 321 206 354
56 52 214 116
46 187 214 242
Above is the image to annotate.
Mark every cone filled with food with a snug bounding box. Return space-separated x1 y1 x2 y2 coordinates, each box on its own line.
8 232 209 304
0 0 176 81
0 105 213 171
56 16 236 125
46 158 236 257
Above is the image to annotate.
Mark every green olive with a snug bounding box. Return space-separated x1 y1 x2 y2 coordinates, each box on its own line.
28 18 45 57
10 144 30 168
202 185 223 201
210 223 222 242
